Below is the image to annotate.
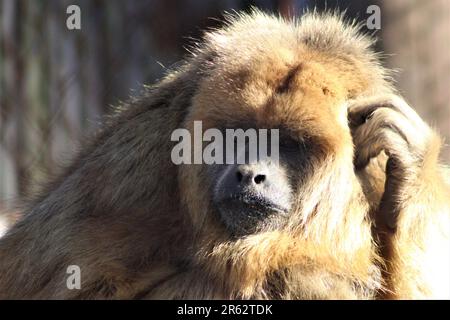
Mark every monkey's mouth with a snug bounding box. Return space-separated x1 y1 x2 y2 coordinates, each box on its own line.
240 195 289 214
214 193 290 234
224 193 288 214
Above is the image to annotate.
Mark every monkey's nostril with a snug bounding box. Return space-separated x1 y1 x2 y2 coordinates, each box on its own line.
254 174 266 184
236 171 243 182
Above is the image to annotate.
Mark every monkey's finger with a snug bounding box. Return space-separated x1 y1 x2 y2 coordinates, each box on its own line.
348 94 426 130
353 128 408 170
347 98 383 128
379 157 405 230
352 108 418 169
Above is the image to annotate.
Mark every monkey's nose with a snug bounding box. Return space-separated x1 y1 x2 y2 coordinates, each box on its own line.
218 163 290 214
213 161 292 235
236 166 267 186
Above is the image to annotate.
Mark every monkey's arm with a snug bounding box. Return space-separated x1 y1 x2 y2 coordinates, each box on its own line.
349 95 450 299
0 70 197 299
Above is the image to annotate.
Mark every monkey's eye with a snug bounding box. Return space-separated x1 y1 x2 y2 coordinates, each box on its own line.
279 137 304 153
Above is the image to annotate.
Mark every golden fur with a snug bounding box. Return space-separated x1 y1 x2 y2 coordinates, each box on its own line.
0 10 448 299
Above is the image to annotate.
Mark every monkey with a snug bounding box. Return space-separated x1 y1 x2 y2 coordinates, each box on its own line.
0 10 448 299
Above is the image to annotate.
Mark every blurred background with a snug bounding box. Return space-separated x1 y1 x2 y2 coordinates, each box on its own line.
0 0 449 212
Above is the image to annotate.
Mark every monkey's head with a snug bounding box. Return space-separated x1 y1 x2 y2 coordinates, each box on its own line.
177 12 392 247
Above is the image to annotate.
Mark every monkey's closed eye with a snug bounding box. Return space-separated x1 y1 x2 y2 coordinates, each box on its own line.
280 137 305 153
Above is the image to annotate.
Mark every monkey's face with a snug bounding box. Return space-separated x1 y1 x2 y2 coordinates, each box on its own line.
181 50 363 238
210 148 298 235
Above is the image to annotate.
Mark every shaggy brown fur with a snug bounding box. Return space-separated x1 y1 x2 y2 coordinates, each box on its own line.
0 10 448 299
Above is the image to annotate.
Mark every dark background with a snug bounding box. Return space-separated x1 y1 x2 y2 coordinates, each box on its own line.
1 0 449 211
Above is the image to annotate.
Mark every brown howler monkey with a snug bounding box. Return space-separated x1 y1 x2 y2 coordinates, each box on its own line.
0 10 448 299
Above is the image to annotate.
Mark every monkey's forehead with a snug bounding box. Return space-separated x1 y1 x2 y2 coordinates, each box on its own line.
193 10 392 101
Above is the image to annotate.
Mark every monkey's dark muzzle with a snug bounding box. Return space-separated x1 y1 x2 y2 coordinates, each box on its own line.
214 192 290 235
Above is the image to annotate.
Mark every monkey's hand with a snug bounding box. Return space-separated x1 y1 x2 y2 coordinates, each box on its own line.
348 94 450 299
348 94 440 229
